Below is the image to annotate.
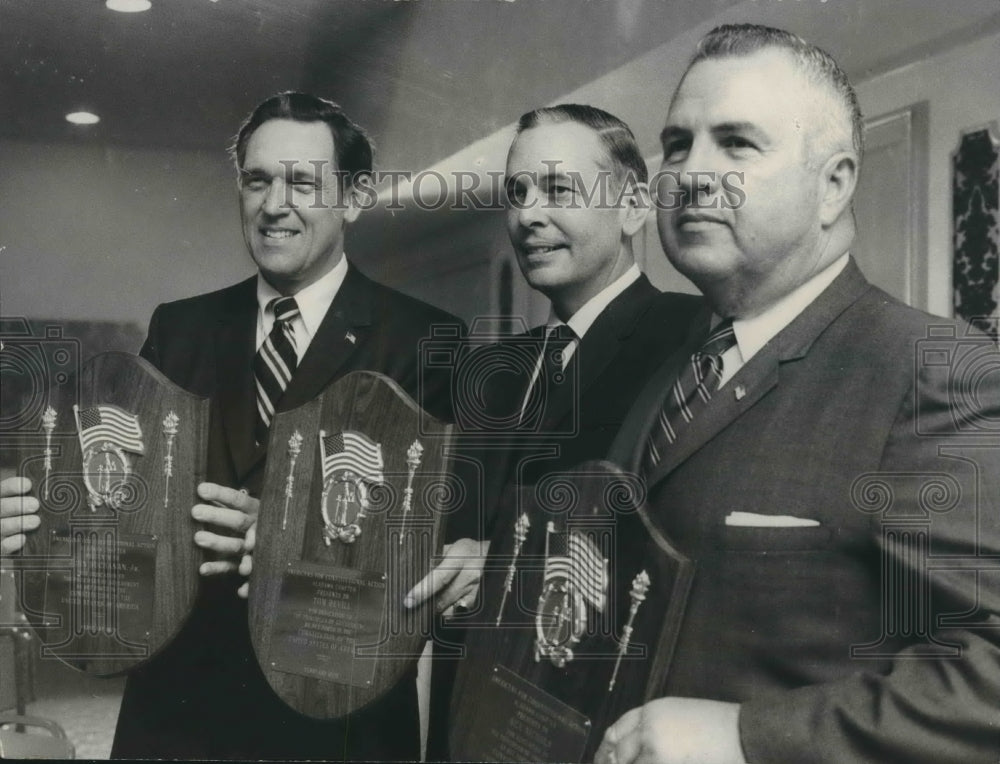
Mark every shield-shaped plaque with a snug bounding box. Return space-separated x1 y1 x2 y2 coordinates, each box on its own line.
248 370 454 718
448 461 693 763
13 352 208 676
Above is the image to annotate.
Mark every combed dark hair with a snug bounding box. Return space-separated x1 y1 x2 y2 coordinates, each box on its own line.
516 104 648 186
690 24 864 159
230 91 373 187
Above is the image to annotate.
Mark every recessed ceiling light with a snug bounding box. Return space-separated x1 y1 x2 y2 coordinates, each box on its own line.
106 0 152 12
66 111 101 125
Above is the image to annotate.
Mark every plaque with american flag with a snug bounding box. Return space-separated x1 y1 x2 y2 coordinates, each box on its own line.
248 370 455 719
16 352 209 677
449 461 694 763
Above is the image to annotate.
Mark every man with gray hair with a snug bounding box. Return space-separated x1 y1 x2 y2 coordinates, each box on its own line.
596 24 1000 763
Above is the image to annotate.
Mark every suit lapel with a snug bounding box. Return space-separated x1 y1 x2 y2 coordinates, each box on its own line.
236 265 372 478
642 259 872 492
279 265 371 412
213 278 260 482
544 276 660 428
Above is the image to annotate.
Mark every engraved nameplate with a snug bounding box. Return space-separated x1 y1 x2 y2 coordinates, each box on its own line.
461 665 591 762
269 561 387 688
43 528 157 658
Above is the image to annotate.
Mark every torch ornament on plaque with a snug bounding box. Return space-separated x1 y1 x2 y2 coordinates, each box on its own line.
282 430 304 530
608 569 650 692
42 406 58 500
162 411 179 508
496 513 531 626
399 440 424 545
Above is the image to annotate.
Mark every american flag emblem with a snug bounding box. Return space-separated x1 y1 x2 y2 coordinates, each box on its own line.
78 405 145 454
543 526 608 613
320 431 384 483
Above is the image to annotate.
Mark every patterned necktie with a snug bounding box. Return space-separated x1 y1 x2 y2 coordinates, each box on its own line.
519 324 576 427
642 319 736 473
253 296 300 445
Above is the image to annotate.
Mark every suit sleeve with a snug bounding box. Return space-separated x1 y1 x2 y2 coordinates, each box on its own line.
139 304 164 369
739 354 1000 763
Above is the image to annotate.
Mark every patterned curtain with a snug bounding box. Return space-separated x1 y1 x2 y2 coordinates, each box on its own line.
953 126 999 339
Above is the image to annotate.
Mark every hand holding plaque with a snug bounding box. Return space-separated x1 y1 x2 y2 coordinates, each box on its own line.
13 352 209 676
248 370 455 718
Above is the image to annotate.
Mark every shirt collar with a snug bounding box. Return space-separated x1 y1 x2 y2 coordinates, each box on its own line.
728 254 849 364
256 254 349 337
547 264 641 339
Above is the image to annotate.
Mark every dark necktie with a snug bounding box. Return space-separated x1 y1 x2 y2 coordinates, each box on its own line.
519 323 576 428
253 296 300 445
642 319 736 473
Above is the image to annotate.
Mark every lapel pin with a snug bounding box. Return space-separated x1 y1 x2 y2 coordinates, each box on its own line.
345 331 356 345
734 384 746 401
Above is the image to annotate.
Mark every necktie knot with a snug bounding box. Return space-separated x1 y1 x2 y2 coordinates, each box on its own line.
545 324 576 370
641 319 737 473
270 296 300 325
698 319 736 358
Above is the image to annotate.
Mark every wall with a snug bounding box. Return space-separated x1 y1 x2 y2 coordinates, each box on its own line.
854 30 1000 317
0 141 249 330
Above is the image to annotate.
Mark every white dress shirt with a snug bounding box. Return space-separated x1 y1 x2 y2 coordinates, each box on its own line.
520 264 642 419
717 254 849 388
255 254 349 362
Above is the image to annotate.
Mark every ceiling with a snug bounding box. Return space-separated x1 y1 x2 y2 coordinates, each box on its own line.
2 0 999 175
0 0 741 171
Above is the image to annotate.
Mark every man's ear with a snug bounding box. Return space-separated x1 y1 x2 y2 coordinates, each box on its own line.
621 180 651 238
818 151 858 227
343 174 374 224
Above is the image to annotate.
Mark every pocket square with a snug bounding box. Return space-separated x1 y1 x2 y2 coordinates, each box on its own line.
725 511 821 528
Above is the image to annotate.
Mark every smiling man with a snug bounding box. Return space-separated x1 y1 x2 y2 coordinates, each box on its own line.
595 24 1000 764
411 105 699 760
2 91 462 761
117 93 461 761
412 104 698 610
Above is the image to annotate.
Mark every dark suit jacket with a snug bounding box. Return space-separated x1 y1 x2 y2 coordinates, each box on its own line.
449 275 701 541
609 259 1000 763
428 276 699 760
111 264 463 761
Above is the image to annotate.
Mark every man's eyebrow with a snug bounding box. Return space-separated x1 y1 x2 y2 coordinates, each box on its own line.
712 122 768 140
660 125 689 145
237 165 323 181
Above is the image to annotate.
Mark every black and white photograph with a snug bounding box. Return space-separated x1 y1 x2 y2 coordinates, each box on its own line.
2 0 1000 761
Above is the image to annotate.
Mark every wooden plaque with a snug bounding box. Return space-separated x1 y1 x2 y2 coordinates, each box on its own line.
449 461 693 763
15 352 209 676
249 370 454 718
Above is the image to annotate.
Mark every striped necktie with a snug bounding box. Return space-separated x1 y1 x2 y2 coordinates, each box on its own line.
253 296 300 445
642 319 736 473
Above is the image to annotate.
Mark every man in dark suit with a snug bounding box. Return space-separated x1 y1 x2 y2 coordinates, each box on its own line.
407 105 698 760
408 103 697 615
1 92 461 760
594 25 1000 764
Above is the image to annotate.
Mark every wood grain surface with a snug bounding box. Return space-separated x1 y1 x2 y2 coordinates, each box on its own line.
16 352 209 676
448 461 693 763
249 370 454 718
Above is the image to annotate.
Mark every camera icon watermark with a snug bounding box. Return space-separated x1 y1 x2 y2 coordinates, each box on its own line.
1 318 81 436
915 324 1000 435
418 317 580 440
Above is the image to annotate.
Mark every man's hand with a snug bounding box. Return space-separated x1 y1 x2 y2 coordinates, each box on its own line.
403 537 489 615
1 477 40 555
595 698 746 764
191 482 258 577
236 523 255 600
